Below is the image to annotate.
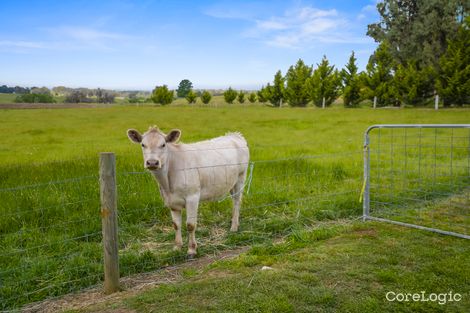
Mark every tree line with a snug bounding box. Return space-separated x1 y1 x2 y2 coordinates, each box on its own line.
258 1 469 108
150 81 260 106
0 85 122 104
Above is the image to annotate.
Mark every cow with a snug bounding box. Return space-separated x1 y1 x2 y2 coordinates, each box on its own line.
127 126 250 257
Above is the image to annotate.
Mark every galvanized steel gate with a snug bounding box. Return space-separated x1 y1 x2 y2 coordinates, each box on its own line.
362 124 470 240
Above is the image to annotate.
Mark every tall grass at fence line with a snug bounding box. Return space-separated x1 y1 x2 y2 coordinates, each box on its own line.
0 106 469 310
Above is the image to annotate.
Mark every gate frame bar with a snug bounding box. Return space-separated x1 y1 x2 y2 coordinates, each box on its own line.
363 124 470 240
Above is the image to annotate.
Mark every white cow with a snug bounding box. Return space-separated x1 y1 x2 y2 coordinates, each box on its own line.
127 126 250 257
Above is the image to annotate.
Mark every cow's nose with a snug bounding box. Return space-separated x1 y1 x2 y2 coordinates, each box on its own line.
146 159 160 168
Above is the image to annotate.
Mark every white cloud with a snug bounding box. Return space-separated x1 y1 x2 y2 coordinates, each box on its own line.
0 40 45 49
357 2 379 20
244 6 365 49
0 26 133 53
204 3 372 49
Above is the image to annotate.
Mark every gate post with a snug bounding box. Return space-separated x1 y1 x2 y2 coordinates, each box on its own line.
99 152 120 294
362 129 371 221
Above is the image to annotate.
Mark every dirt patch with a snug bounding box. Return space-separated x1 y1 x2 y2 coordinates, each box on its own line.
22 246 249 313
353 228 378 237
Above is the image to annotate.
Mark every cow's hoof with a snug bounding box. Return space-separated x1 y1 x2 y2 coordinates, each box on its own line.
230 226 239 232
187 253 197 260
173 245 182 251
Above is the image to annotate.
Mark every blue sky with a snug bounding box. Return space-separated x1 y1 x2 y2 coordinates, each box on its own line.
0 0 380 90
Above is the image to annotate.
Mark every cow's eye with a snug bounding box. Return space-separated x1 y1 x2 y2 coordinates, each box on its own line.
161 143 166 148
141 143 146 148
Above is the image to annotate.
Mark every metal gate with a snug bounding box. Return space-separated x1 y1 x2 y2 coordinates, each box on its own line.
362 124 470 239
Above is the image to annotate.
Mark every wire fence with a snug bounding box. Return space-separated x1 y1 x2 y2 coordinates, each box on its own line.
1 126 469 311
363 124 470 239
0 144 363 311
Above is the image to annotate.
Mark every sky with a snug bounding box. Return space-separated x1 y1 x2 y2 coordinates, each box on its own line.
0 0 380 90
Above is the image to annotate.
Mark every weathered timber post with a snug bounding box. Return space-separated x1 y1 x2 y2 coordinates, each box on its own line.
322 97 326 109
99 152 120 294
373 96 377 109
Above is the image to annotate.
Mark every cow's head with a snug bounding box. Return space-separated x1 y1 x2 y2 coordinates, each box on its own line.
127 126 181 170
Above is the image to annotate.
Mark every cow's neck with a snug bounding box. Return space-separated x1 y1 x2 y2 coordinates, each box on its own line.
154 165 170 196
152 147 177 203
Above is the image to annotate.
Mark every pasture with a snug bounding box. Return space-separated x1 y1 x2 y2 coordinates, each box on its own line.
0 93 16 104
0 105 469 311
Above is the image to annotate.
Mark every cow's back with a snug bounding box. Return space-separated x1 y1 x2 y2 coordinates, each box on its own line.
168 134 249 201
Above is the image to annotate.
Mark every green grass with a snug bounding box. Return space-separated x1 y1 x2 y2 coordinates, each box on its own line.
0 106 469 310
0 93 16 103
75 221 470 313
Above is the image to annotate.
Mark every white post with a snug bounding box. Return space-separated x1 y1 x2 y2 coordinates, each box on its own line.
322 97 325 109
373 96 377 109
435 94 439 110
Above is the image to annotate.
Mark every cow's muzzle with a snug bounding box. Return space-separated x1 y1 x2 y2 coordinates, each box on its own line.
145 159 161 170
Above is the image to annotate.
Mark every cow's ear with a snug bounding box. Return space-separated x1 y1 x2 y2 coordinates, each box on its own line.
165 129 181 143
127 129 142 143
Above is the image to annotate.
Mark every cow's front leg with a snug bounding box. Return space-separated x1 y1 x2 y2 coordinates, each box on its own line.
185 194 200 258
170 208 183 251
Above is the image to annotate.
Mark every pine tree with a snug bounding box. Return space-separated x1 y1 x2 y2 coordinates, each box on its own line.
248 92 257 103
176 79 193 98
308 56 341 107
362 42 397 107
269 70 285 107
394 61 435 106
201 90 212 104
185 90 197 104
238 91 245 104
285 59 312 107
224 87 237 104
437 16 470 106
341 51 362 107
257 85 270 103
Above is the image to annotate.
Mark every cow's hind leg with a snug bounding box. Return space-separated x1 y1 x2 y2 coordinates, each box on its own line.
185 194 200 258
170 208 183 251
230 172 246 232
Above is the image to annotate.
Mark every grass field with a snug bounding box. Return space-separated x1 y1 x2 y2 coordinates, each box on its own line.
0 105 469 311
75 221 470 313
0 93 16 103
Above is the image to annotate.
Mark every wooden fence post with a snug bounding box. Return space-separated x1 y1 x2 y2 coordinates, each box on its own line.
99 152 120 294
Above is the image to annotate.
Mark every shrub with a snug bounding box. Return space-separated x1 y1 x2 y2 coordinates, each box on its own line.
65 91 90 103
238 91 245 104
248 92 257 103
151 85 174 105
224 87 237 104
15 93 55 103
201 90 212 104
185 90 197 104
